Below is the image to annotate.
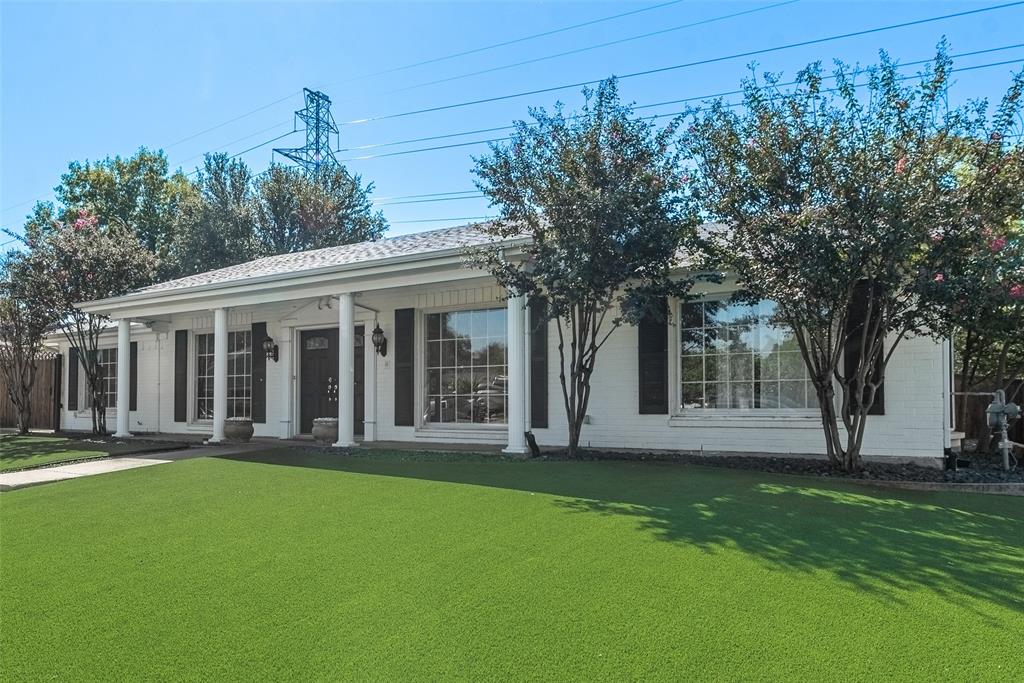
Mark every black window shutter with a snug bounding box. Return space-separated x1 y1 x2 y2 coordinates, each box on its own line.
52 354 63 431
129 341 138 411
638 298 669 415
251 322 267 423
844 281 885 415
394 308 415 426
174 329 188 423
529 300 548 428
67 347 79 411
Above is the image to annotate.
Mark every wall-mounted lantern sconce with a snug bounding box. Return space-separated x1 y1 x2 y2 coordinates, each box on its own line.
371 323 388 357
261 336 279 363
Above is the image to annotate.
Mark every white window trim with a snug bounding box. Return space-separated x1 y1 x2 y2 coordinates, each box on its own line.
414 302 510 433
73 345 120 418
668 294 819 423
186 326 253 429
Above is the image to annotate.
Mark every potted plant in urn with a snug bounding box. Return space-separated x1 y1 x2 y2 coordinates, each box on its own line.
224 417 254 443
312 417 338 445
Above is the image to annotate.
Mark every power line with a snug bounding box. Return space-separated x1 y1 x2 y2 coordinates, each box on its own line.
320 0 687 88
375 194 486 207
340 43 1024 154
627 43 1024 113
392 0 801 94
0 199 37 216
172 122 296 168
372 189 480 202
390 215 495 224
338 1 1024 125
340 123 510 153
153 1 688 155
10 42 1018 216
340 56 1024 161
164 91 302 150
10 9 1019 218
345 136 514 161
184 130 296 177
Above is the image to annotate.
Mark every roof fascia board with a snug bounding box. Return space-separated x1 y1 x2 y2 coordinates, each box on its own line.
89 264 494 320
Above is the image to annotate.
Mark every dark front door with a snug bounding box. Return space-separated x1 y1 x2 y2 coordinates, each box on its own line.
299 327 365 435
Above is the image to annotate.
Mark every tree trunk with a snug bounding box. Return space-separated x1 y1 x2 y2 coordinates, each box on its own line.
556 303 604 459
16 401 31 434
814 383 844 469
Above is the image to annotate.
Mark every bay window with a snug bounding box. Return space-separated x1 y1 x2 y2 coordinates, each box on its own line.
424 308 507 424
679 299 812 411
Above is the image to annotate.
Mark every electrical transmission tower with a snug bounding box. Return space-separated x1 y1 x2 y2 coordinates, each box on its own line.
273 88 339 175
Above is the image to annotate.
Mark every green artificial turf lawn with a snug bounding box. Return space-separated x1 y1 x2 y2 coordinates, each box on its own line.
0 434 180 472
2 450 1022 681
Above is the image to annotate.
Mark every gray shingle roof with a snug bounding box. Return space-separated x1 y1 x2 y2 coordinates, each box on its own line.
140 223 502 294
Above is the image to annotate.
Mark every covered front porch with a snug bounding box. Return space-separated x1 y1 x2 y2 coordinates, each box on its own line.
89 258 538 455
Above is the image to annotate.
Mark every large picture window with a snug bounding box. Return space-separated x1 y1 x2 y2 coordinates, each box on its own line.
680 300 812 411
84 348 117 409
424 308 507 424
195 331 252 420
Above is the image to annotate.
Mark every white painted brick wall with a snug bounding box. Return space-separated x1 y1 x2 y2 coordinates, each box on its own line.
58 281 948 460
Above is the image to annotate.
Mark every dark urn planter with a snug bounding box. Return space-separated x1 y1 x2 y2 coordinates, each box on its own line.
312 418 338 445
224 418 254 443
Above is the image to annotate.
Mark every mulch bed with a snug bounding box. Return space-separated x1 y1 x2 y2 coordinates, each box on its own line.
536 449 1024 484
279 442 1023 485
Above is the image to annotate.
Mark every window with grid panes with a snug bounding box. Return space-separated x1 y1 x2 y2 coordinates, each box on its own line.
679 300 812 411
424 309 507 424
195 331 252 420
84 348 117 409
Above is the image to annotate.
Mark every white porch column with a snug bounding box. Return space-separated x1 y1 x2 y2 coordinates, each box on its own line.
210 307 228 444
279 324 294 439
113 318 132 438
363 322 377 442
335 293 356 447
524 304 532 433
503 293 528 455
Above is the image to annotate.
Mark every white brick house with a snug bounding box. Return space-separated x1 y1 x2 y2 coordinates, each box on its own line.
58 223 955 465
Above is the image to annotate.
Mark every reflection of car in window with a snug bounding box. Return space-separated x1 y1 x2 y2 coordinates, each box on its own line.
465 375 507 422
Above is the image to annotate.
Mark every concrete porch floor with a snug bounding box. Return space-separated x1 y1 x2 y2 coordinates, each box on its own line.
100 431 506 454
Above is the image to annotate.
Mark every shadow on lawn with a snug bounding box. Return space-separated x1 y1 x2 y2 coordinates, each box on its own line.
0 435 70 462
219 449 1024 612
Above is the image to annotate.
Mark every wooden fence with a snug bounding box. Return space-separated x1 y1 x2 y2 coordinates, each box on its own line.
0 354 61 431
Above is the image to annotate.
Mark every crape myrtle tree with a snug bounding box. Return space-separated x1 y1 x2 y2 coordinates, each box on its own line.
55 148 182 254
25 211 156 434
253 164 387 256
19 149 196 281
680 46 1024 471
0 251 56 433
945 122 1024 448
470 79 699 456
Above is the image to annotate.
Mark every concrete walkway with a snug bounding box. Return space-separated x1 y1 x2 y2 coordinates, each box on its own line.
0 444 260 492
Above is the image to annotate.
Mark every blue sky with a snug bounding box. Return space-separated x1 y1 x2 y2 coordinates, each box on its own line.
2 0 1023 241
